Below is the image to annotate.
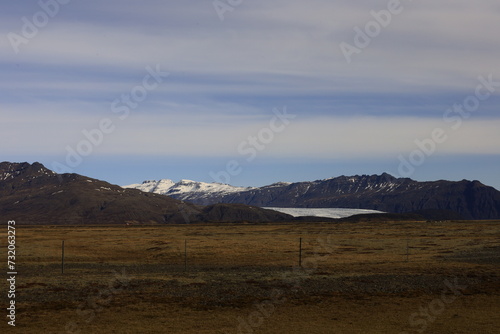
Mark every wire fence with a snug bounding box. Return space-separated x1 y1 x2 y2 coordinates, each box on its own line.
18 233 498 275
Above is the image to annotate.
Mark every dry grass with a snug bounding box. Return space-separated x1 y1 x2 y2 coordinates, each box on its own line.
2 220 499 333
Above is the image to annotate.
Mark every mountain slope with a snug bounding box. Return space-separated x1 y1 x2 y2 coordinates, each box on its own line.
125 173 500 220
0 162 292 225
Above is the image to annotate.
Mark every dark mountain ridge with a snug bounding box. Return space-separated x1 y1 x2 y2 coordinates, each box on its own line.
0 162 292 225
217 173 500 220
129 172 500 220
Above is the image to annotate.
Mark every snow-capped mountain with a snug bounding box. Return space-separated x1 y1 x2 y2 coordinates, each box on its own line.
124 179 176 194
123 173 500 220
123 179 253 205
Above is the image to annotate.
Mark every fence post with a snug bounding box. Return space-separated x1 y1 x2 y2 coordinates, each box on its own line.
406 238 409 262
299 237 302 267
184 239 187 271
61 240 65 274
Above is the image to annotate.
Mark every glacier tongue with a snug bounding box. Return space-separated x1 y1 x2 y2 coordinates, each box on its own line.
264 207 384 219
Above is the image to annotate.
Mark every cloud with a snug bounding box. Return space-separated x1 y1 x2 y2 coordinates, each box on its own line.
2 108 499 160
1 0 499 175
2 0 499 95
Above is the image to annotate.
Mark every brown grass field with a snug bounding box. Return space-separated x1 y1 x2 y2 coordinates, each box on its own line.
2 220 499 333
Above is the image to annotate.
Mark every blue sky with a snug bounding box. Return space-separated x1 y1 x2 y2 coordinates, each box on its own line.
1 0 499 190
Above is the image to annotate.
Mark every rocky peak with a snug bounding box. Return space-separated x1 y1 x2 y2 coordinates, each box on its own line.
0 161 55 182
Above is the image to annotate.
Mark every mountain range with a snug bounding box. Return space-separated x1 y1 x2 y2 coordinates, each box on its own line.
124 173 500 220
2 161 499 224
0 162 292 225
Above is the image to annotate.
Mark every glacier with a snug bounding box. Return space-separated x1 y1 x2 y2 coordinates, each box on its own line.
263 207 384 219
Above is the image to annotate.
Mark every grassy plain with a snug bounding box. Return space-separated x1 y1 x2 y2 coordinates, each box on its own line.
2 220 499 333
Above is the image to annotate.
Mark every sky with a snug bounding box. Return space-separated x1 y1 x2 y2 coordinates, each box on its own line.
1 0 499 190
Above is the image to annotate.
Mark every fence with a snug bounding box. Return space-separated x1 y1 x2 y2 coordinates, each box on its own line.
16 222 497 275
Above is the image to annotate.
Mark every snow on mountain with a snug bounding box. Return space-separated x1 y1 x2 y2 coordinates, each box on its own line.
167 179 251 195
124 179 176 194
123 179 253 201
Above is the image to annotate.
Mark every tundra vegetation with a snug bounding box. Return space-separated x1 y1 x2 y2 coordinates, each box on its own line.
2 220 499 333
